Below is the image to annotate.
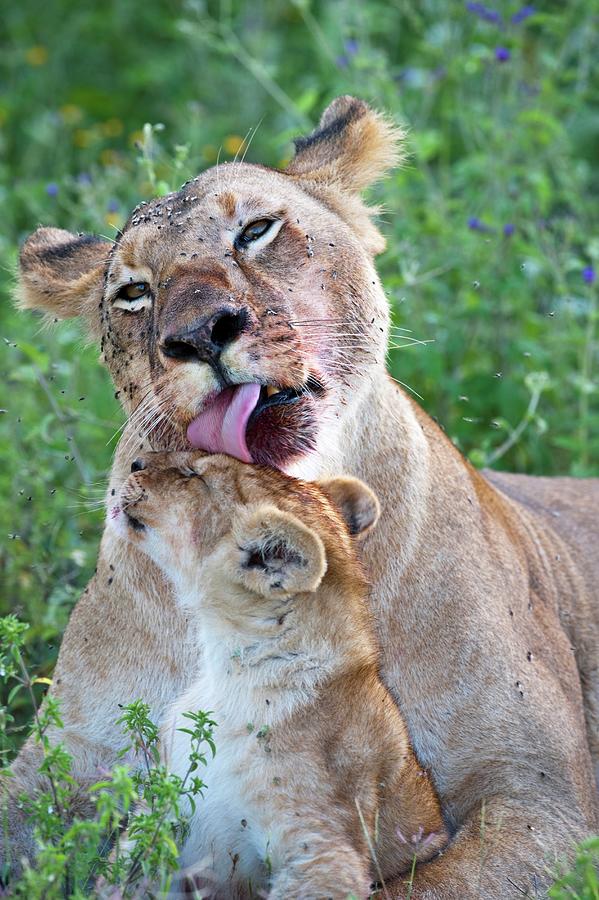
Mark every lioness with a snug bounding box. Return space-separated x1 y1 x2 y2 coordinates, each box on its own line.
8 96 599 896
111 451 448 898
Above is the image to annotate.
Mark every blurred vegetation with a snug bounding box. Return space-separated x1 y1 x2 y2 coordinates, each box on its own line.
0 0 598 749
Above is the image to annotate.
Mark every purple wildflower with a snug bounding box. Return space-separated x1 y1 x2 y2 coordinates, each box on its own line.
511 5 536 24
468 217 487 231
396 825 439 850
503 223 515 237
495 46 511 62
398 67 418 86
582 266 596 285
107 199 119 213
344 38 359 56
466 2 502 24
77 172 92 186
46 182 59 197
335 54 349 69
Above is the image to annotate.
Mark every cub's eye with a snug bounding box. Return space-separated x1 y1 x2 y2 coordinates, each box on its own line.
113 281 152 312
237 218 276 247
117 282 150 300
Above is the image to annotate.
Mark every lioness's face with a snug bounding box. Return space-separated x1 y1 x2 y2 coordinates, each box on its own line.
19 97 403 476
101 163 386 472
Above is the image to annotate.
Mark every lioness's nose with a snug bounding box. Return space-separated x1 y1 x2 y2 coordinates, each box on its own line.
161 307 249 363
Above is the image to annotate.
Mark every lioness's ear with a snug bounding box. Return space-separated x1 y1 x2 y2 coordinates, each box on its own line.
231 504 327 597
16 227 112 326
319 476 380 538
287 95 405 195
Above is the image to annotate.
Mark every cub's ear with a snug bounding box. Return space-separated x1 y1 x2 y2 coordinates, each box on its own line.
231 504 327 598
287 95 405 195
319 476 380 538
16 227 112 327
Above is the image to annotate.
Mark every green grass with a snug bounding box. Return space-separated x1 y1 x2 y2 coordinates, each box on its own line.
0 0 598 893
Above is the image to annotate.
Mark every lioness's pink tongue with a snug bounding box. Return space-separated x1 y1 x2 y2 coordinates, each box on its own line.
186 383 261 463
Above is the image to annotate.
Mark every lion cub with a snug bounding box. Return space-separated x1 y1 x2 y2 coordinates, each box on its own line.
110 451 448 899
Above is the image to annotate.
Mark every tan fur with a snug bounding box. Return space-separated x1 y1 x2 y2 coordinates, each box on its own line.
6 97 599 897
111 452 447 897
286 95 405 254
16 227 111 333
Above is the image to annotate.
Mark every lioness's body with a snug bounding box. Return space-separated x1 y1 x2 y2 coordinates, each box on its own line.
10 383 597 897
8 96 599 896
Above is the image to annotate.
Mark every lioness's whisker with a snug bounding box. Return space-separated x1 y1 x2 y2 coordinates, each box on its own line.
290 325 365 332
67 501 107 513
122 404 163 450
288 323 364 331
119 402 166 460
388 375 425 402
388 340 434 350
289 325 367 333
107 389 156 446
288 317 355 323
296 332 372 338
235 119 264 169
215 144 223 193
296 339 373 349
298 343 373 353
297 345 375 360
122 413 168 458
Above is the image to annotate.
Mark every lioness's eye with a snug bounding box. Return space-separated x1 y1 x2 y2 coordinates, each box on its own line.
116 282 150 300
237 219 275 247
112 281 152 312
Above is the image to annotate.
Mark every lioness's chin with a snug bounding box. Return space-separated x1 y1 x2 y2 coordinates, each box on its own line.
183 376 325 470
245 392 320 469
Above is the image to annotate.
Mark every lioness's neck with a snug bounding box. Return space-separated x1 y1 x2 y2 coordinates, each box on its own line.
333 372 434 559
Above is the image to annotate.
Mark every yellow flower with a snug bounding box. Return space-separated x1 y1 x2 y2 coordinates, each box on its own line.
202 144 218 162
105 212 121 229
223 134 245 156
101 118 124 138
60 104 83 125
25 45 48 66
73 128 92 148
128 129 144 147
100 149 120 167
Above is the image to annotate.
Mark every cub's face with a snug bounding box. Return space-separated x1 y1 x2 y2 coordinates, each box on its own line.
109 451 379 609
18 97 403 476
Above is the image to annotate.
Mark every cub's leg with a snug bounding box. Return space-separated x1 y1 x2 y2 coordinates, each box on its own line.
268 837 371 900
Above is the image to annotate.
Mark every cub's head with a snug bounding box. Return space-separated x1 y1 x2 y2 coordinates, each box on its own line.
17 97 403 476
109 451 379 611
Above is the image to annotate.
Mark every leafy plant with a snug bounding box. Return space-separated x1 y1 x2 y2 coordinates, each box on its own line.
549 837 599 900
0 615 216 897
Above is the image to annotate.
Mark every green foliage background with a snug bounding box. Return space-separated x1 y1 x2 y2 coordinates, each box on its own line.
0 0 598 750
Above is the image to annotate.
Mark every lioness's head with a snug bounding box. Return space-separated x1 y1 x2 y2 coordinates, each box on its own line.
17 97 403 475
109 451 379 615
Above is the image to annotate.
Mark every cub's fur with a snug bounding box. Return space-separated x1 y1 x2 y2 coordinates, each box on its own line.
110 452 448 898
8 96 599 896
